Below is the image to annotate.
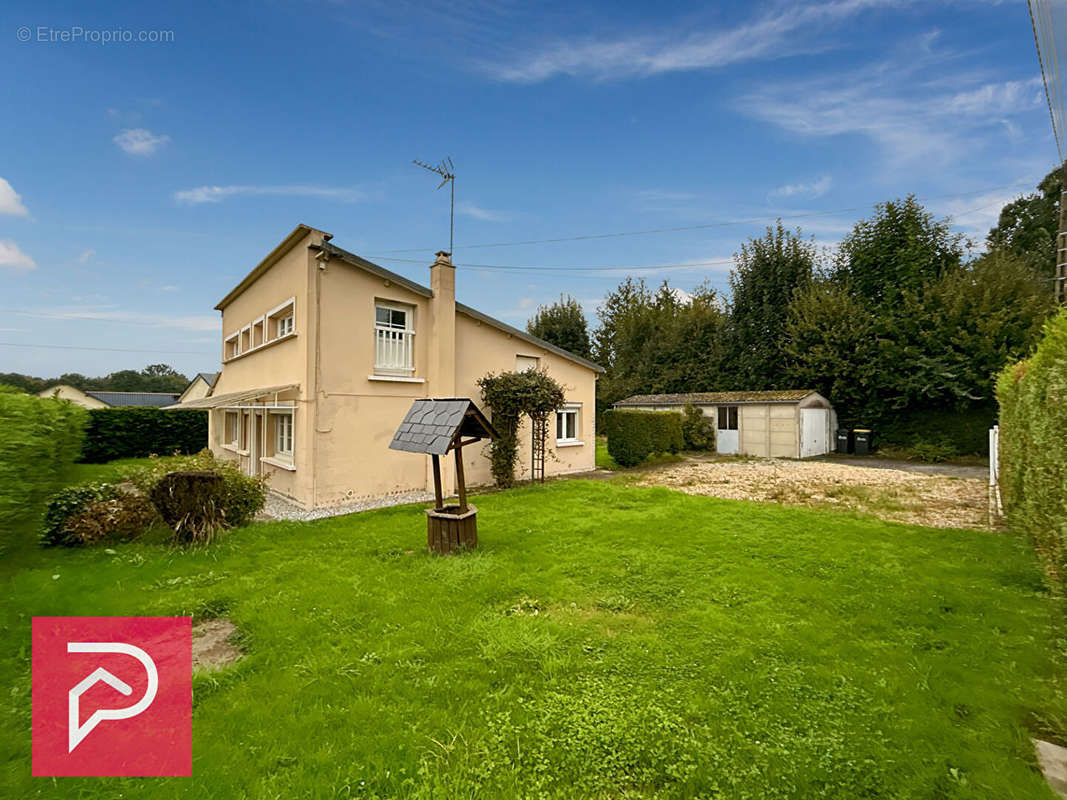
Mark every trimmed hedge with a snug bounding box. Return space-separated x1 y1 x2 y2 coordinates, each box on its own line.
81 408 207 463
877 406 995 456
0 386 87 524
603 409 684 467
996 309 1067 587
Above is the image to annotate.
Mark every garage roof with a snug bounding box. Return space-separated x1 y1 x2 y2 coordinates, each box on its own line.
615 390 818 407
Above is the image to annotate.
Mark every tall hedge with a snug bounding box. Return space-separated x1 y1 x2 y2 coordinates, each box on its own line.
877 406 996 456
0 386 87 522
996 309 1067 586
81 408 208 463
603 409 684 467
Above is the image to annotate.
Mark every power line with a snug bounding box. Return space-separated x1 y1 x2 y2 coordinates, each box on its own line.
363 180 1036 256
0 309 219 328
0 342 216 355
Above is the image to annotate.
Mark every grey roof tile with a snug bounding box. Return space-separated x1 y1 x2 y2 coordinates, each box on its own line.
388 398 499 455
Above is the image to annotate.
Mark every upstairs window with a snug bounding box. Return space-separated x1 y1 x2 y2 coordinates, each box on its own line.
516 355 539 373
276 313 294 338
224 333 240 360
267 298 296 341
374 301 414 375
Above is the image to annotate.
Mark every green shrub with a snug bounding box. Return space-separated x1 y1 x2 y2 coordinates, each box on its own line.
150 471 227 544
681 404 715 451
478 370 566 487
0 386 88 526
876 406 994 456
996 309 1067 586
40 482 120 547
603 409 685 467
907 442 958 463
124 450 266 528
81 408 207 463
64 494 159 545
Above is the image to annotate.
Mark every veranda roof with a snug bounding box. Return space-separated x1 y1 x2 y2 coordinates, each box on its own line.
163 384 298 410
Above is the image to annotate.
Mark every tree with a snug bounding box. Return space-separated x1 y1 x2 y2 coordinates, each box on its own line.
527 295 592 359
987 165 1062 279
833 196 963 306
726 223 817 389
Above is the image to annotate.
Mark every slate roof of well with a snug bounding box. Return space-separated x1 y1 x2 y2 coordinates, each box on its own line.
86 391 182 408
615 390 818 407
389 398 497 455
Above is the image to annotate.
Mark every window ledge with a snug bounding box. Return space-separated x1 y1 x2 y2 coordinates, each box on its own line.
367 375 425 383
261 456 296 471
223 331 297 363
556 440 585 448
223 444 249 455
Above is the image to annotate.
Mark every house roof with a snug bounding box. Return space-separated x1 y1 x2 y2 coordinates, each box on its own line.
389 398 498 455
86 391 182 408
196 372 219 386
318 240 605 374
165 384 298 410
215 224 605 375
615 390 819 407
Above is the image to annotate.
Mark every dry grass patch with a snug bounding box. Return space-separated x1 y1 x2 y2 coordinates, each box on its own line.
192 617 243 670
637 458 990 529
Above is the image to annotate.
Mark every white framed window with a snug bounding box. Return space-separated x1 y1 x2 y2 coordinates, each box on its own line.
274 412 294 457
267 297 296 341
224 332 240 360
374 301 415 375
516 355 539 372
224 411 240 447
556 404 581 445
717 406 739 430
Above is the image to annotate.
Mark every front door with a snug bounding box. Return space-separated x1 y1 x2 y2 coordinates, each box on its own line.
716 405 739 455
800 408 829 458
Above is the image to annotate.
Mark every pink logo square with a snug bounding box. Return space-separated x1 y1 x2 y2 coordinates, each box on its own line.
32 616 191 777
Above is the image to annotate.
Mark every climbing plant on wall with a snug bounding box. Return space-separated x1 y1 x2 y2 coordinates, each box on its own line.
477 370 565 488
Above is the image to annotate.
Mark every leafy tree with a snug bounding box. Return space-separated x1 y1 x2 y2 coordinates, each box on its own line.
833 196 963 306
726 223 817 389
987 165 1062 279
527 295 592 359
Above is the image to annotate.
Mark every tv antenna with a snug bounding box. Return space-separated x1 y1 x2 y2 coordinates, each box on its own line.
413 157 455 255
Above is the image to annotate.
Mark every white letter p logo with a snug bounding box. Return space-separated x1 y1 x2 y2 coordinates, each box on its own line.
67 642 158 752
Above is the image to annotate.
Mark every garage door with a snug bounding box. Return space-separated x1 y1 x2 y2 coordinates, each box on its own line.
800 408 829 458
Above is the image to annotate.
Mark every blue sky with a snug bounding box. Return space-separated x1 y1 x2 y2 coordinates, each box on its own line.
0 0 1059 378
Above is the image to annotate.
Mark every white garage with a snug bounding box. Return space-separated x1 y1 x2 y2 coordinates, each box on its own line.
613 390 836 459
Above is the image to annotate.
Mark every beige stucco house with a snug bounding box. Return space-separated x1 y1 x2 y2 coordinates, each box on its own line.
614 390 836 459
169 224 603 510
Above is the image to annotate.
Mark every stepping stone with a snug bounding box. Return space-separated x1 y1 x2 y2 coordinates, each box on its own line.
1034 739 1067 798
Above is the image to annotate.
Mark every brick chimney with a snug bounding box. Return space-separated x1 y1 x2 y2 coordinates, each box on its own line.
428 250 456 398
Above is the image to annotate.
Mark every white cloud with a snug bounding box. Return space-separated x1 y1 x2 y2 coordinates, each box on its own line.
15 306 220 332
0 178 29 216
483 0 900 82
174 185 366 205
113 128 170 156
0 240 36 270
457 202 513 222
160 285 179 293
78 248 96 263
769 175 832 199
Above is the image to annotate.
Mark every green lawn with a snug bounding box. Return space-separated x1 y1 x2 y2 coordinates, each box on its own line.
3 478 1065 798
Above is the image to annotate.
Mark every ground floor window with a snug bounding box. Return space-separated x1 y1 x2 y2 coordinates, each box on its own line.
224 411 240 446
556 404 580 444
274 412 294 458
717 405 739 430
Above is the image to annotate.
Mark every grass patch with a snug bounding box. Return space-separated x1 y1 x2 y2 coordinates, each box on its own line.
2 478 1065 797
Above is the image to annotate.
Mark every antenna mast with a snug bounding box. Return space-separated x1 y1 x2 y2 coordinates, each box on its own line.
413 157 455 255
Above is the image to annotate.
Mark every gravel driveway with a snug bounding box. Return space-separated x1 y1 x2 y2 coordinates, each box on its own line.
635 457 993 530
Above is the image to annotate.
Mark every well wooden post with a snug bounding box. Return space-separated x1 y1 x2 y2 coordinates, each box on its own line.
430 454 444 510
454 445 468 513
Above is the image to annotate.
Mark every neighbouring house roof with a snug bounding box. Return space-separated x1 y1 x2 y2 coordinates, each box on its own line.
85 391 182 408
165 384 298 410
389 398 498 455
615 390 820 407
196 372 219 386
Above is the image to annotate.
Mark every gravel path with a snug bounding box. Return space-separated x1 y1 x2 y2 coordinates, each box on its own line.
635 457 993 530
259 490 435 522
